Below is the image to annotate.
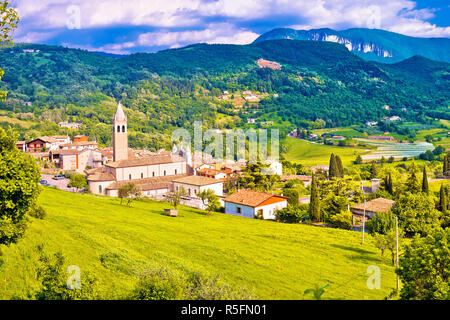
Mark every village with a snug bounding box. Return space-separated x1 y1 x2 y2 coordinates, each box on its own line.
13 102 400 231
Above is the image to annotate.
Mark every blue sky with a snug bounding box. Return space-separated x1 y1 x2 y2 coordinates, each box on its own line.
13 0 450 54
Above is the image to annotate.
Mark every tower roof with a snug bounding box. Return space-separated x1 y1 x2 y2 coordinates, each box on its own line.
113 102 127 122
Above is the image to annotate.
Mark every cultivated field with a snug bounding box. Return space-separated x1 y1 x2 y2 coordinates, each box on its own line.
283 137 369 166
0 188 396 300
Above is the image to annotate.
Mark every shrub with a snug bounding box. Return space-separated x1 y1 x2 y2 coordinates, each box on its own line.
283 189 300 207
68 174 88 190
276 205 306 223
329 211 353 229
29 205 46 219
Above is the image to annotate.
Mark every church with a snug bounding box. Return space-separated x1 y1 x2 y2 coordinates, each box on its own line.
87 103 192 198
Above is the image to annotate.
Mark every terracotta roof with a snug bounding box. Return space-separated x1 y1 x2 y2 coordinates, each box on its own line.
106 174 188 191
60 141 97 147
223 189 287 208
106 154 185 168
87 172 116 182
281 175 312 182
197 168 223 176
173 175 224 186
351 198 396 213
40 135 69 143
51 149 88 155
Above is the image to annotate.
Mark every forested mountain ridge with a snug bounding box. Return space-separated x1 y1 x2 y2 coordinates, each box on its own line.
0 40 449 150
254 28 450 63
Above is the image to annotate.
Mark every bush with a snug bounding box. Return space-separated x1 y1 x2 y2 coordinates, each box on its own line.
366 211 395 235
329 211 353 229
283 189 300 207
276 205 306 223
29 205 46 219
68 174 88 190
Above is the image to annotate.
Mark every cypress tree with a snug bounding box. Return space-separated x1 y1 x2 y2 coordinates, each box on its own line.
309 174 320 222
329 153 337 178
335 155 344 177
422 166 429 195
388 172 394 195
370 161 378 179
440 184 447 214
406 162 420 193
445 153 449 177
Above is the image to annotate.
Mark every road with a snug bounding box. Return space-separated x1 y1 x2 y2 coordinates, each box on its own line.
40 174 81 193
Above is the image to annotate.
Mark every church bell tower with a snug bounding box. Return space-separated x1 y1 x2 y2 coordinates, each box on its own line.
113 102 128 161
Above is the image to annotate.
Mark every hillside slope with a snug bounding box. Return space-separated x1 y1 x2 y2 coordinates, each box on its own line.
0 188 396 300
254 28 450 63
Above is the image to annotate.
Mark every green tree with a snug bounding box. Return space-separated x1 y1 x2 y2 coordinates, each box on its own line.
0 128 40 245
370 161 378 179
0 1 20 101
329 211 353 229
439 184 447 215
68 174 87 190
422 166 429 195
354 155 362 164
366 211 396 235
335 155 344 177
198 189 221 216
406 162 420 194
397 228 449 300
309 174 320 222
165 187 187 210
34 245 98 300
283 188 300 207
118 182 142 206
328 153 338 178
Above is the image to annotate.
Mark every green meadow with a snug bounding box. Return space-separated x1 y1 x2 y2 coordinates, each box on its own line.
283 137 369 166
0 188 396 300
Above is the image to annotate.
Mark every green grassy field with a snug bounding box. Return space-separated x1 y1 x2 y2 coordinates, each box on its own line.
283 137 369 166
0 188 396 300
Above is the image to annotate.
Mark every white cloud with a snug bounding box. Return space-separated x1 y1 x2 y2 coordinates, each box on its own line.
12 0 450 51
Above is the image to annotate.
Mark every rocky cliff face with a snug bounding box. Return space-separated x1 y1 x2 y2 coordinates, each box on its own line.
254 28 450 63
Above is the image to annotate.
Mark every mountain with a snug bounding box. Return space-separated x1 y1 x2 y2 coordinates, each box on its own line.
0 41 449 149
253 28 450 63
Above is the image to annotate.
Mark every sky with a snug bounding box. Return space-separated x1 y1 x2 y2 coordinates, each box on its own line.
11 0 450 55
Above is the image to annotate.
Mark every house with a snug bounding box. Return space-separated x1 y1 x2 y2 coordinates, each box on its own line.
16 141 26 152
280 175 312 187
264 161 282 176
365 121 378 127
382 105 390 110
74 135 89 143
385 116 401 122
247 118 256 124
308 165 329 173
50 148 102 172
58 122 83 129
173 175 224 198
332 135 345 140
26 138 49 152
368 136 395 141
197 168 227 180
33 135 71 150
223 189 287 220
59 141 98 151
350 198 396 221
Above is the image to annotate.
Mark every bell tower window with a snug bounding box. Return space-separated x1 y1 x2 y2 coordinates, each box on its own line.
122 125 126 133
117 125 121 133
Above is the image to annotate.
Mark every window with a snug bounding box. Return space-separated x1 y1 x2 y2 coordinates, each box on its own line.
152 172 155 177
175 169 177 175
99 185 102 194
122 125 126 133
129 174 132 180
117 126 120 133
237 207 241 214
188 189 191 195
164 170 166 176
141 173 144 179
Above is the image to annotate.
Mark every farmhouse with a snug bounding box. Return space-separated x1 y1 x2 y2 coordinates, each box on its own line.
173 175 224 198
368 135 395 141
350 198 396 221
223 189 287 220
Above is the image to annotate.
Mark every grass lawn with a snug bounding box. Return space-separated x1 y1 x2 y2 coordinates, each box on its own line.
0 188 396 300
283 137 369 167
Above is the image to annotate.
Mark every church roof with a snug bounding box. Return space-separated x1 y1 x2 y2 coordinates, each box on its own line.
106 174 188 191
106 154 186 168
113 102 127 122
173 175 224 186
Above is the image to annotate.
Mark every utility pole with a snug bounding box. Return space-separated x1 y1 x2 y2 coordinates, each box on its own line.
395 216 400 291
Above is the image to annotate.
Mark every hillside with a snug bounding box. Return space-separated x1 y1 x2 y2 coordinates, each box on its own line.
254 28 450 63
0 41 449 149
0 187 396 300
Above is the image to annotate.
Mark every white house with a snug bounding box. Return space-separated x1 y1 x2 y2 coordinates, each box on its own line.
223 189 287 220
172 175 224 198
